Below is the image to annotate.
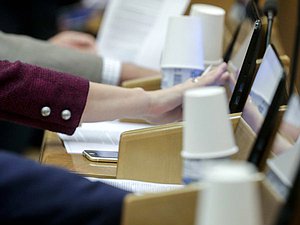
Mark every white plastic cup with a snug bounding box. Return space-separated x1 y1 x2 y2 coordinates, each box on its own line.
182 157 229 184
160 16 204 89
196 161 263 225
161 68 202 89
190 4 225 66
182 87 238 159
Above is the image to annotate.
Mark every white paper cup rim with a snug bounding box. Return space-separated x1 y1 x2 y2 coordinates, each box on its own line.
204 59 223 66
203 162 263 183
181 146 238 159
191 4 225 16
169 15 202 20
161 64 204 70
185 86 225 98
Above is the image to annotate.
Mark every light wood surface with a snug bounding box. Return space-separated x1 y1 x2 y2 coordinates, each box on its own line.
40 131 117 178
39 123 284 225
121 178 284 225
122 75 161 91
122 185 200 225
116 114 256 184
39 114 253 181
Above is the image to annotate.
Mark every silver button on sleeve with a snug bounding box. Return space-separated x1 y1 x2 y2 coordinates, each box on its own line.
41 106 51 117
61 109 71 120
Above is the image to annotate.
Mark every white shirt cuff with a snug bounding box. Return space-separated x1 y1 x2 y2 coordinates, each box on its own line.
102 58 122 85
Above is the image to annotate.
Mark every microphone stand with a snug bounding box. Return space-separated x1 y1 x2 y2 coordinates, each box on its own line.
265 10 274 47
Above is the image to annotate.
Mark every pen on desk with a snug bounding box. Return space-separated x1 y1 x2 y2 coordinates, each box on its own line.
201 64 213 76
192 65 213 83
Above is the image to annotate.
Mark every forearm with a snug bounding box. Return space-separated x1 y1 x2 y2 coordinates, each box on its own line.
81 83 150 122
0 31 103 82
81 62 229 124
0 61 229 135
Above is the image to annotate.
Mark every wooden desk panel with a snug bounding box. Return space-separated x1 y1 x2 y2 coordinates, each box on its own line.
40 114 253 183
40 131 117 178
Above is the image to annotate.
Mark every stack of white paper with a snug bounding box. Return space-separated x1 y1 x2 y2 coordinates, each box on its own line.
87 177 184 194
58 120 152 154
96 0 190 70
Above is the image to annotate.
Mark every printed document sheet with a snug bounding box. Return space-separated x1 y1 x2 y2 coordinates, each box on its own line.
87 177 184 194
58 120 152 154
96 0 190 69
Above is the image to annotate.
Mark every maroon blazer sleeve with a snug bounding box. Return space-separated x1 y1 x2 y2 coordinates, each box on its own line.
0 60 89 135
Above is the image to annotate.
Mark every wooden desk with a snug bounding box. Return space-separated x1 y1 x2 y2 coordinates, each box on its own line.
40 114 255 184
39 131 117 178
39 130 282 225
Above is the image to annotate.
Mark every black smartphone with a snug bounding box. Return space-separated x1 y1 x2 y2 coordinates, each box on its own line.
82 150 118 163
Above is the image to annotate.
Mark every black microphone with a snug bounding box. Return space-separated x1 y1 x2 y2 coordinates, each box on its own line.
263 0 278 47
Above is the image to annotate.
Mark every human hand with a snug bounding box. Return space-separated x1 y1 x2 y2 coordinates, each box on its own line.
49 30 97 54
142 63 230 124
81 63 229 125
